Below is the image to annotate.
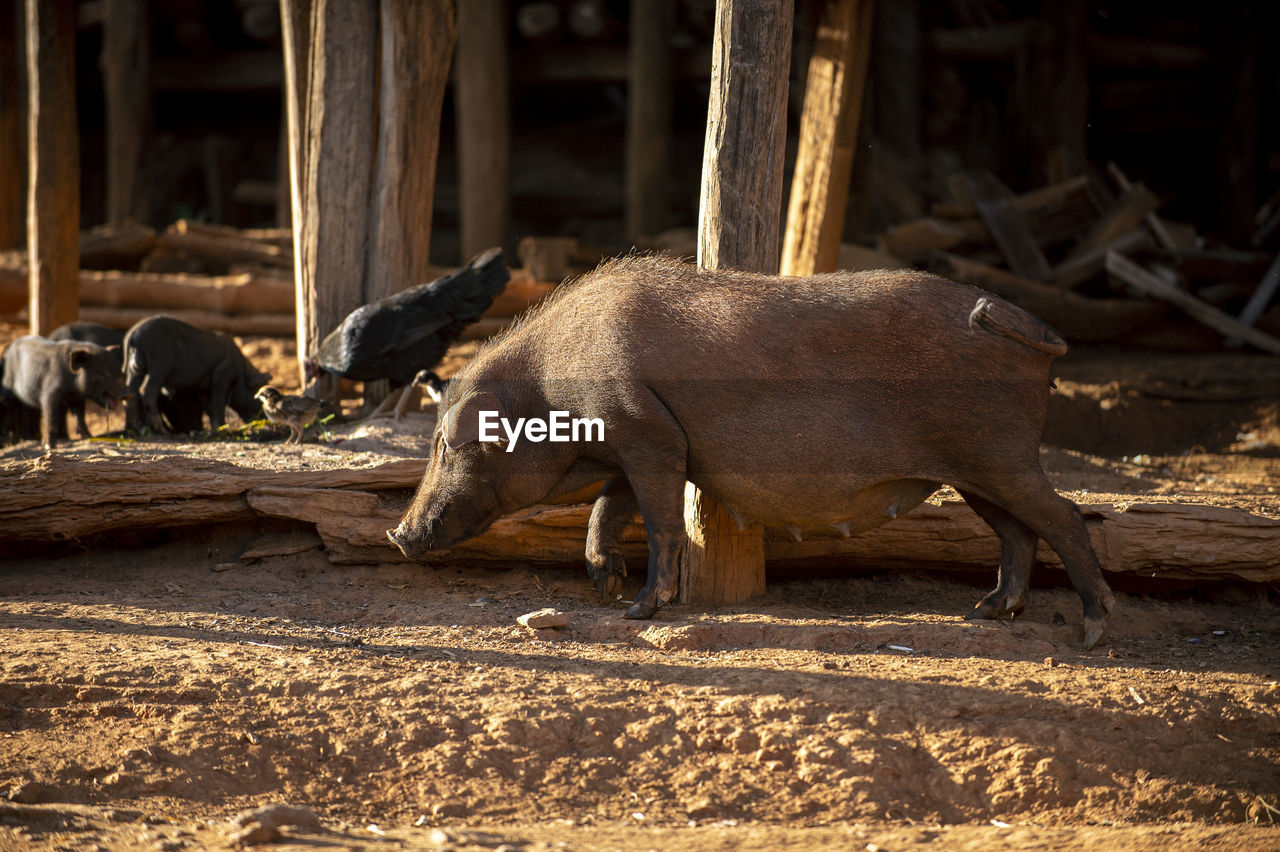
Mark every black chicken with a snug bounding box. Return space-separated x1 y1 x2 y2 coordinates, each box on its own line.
305 248 508 414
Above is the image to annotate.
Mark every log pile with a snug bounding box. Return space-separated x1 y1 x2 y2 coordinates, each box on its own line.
0 220 557 339
880 164 1280 353
2 447 1277 584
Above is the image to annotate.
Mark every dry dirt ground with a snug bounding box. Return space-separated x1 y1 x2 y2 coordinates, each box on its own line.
1 325 1278 850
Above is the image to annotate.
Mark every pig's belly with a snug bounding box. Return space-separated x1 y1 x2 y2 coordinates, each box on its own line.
692 472 941 536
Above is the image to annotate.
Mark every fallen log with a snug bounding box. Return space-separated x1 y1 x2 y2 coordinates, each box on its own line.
1 448 1276 583
79 221 158 270
0 265 294 316
75 306 297 336
158 219 293 269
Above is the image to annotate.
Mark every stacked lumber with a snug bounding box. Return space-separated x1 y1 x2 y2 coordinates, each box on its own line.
861 163 1280 353
0 220 558 339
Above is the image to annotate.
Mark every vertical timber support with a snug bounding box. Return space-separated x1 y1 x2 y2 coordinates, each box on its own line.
365 0 457 409
455 0 508 259
625 0 673 243
781 0 874 277
279 0 310 383
294 0 376 400
1024 0 1088 186
1 1 25 250
25 0 79 336
102 0 151 224
680 0 793 608
284 0 455 398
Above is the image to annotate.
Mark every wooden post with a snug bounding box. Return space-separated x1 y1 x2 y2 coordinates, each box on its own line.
279 0 309 382
780 0 873 277
624 0 672 242
1022 0 1088 186
102 0 151 224
681 0 793 607
25 0 79 336
454 0 508 260
0 1 25 250
294 0 376 395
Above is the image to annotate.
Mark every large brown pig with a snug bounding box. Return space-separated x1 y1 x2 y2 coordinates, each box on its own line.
387 256 1115 649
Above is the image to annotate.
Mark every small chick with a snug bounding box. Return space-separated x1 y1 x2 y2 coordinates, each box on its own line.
255 386 323 444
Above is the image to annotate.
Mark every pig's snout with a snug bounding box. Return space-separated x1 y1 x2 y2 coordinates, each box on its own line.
386 517 445 559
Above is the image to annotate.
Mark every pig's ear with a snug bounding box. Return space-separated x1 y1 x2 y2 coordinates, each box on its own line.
441 390 503 450
66 346 91 372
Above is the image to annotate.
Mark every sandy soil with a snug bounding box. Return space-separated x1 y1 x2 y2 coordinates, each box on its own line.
2 327 1278 850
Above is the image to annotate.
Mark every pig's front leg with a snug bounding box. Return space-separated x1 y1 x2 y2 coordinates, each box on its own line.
38 390 63 450
69 399 90 439
586 476 638 602
610 395 689 620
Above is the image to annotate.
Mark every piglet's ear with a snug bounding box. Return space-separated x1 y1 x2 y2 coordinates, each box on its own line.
67 346 92 372
441 390 503 450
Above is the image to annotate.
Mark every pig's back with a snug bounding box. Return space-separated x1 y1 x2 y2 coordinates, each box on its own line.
491 256 1060 522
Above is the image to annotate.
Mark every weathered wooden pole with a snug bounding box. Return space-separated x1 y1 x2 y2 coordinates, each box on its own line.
25 0 79 336
0 1 25 250
285 0 455 397
102 0 151 224
278 0 310 238
293 0 376 396
625 0 673 242
681 0 793 607
454 0 508 259
780 0 874 277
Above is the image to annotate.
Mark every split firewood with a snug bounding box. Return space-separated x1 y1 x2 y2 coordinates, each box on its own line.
1105 251 1280 354
1066 183 1160 262
965 171 1053 281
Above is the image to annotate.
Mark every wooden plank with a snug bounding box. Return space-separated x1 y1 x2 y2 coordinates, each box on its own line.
0 1 24 250
966 172 1053 281
1052 228 1152 289
1022 0 1088 186
102 0 150 223
1229 253 1280 346
25 0 80 336
295 0 376 393
780 0 874 277
455 0 510 258
1106 162 1177 251
624 0 673 242
1065 183 1159 264
685 0 793 608
1105 251 1280 354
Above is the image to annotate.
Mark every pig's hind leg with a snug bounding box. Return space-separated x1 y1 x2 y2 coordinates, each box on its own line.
586 476 638 602
959 490 1034 621
973 472 1114 650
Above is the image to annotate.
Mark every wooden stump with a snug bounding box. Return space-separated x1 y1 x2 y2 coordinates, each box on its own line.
25 0 79 335
682 0 793 608
780 0 874 278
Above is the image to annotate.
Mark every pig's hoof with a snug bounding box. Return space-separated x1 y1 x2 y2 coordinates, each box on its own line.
965 595 1023 621
623 601 657 620
1082 617 1108 651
